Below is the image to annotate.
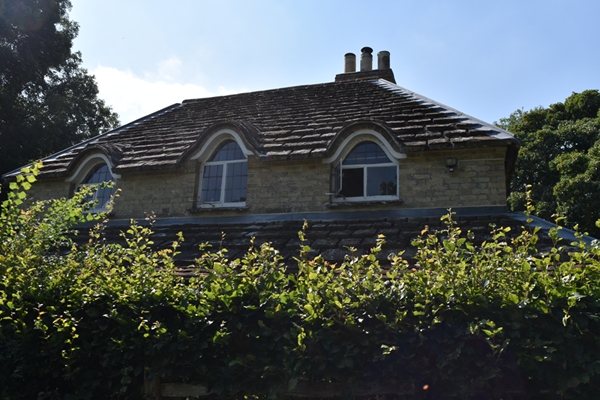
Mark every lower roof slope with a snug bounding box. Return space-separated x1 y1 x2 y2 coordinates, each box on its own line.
72 212 563 275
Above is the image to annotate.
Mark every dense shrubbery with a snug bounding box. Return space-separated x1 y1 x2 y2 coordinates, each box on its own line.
2 166 600 399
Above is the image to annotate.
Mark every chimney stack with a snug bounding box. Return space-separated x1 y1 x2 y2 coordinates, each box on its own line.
344 53 356 73
335 47 396 84
360 47 373 71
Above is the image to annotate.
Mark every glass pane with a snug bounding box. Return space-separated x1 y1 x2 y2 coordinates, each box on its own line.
224 161 248 202
82 163 116 208
340 168 364 197
210 141 245 162
201 164 223 202
367 166 397 196
344 142 391 165
96 185 115 208
332 161 341 193
84 164 111 184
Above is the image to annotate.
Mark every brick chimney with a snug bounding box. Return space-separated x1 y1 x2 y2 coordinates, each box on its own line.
335 47 396 84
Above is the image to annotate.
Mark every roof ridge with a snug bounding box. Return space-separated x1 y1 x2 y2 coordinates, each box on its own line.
179 78 385 104
180 81 337 104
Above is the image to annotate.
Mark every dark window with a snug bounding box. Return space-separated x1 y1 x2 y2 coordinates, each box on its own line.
200 141 247 205
367 166 397 196
79 163 116 210
343 142 392 165
339 142 397 199
201 164 223 202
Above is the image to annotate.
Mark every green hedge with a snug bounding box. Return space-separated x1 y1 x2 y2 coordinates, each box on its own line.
2 165 600 399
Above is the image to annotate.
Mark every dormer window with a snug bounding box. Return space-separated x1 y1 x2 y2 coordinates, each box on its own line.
333 141 398 201
65 152 120 213
198 140 247 207
77 162 117 212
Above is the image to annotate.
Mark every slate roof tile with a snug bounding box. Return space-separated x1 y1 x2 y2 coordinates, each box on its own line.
313 238 340 249
394 126 424 134
427 138 452 149
290 149 312 156
338 238 362 247
324 248 363 262
415 131 443 139
309 148 327 155
361 238 379 247
353 229 378 237
329 230 353 238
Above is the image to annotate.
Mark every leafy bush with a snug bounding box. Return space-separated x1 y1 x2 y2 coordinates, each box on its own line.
2 166 600 399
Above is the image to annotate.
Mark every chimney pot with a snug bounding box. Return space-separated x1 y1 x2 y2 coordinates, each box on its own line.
335 48 396 84
344 53 356 73
377 51 390 70
360 47 373 71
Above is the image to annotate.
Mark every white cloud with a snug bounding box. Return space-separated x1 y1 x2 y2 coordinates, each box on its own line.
91 60 243 125
154 56 182 81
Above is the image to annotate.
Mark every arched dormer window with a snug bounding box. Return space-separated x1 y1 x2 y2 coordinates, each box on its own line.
78 163 117 211
333 141 399 201
198 140 248 207
66 153 119 212
325 128 405 203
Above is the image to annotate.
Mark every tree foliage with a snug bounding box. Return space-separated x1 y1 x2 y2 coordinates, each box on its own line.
3 167 600 399
0 0 119 177
498 90 600 236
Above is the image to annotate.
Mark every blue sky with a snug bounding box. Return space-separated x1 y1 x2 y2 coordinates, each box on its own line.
70 0 600 126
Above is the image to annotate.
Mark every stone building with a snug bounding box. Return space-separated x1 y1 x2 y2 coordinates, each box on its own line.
3 48 532 268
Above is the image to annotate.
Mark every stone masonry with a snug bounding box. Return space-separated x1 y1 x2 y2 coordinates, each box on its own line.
28 146 507 219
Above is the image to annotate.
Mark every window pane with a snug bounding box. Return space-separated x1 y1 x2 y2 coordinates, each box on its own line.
201 164 223 202
340 168 364 197
344 142 391 165
85 164 111 184
210 141 245 162
82 163 116 208
367 166 397 196
332 161 341 193
224 161 248 202
96 186 113 207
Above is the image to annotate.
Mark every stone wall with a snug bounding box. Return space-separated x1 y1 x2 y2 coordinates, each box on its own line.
25 178 71 202
26 147 508 218
115 164 197 218
246 158 330 214
399 147 507 209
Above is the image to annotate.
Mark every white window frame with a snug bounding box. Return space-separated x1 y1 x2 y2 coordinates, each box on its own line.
198 148 247 208
191 131 252 209
339 159 399 202
324 131 404 203
65 153 119 212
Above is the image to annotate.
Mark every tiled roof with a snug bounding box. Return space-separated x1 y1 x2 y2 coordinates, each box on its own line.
21 77 518 179
73 212 567 276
